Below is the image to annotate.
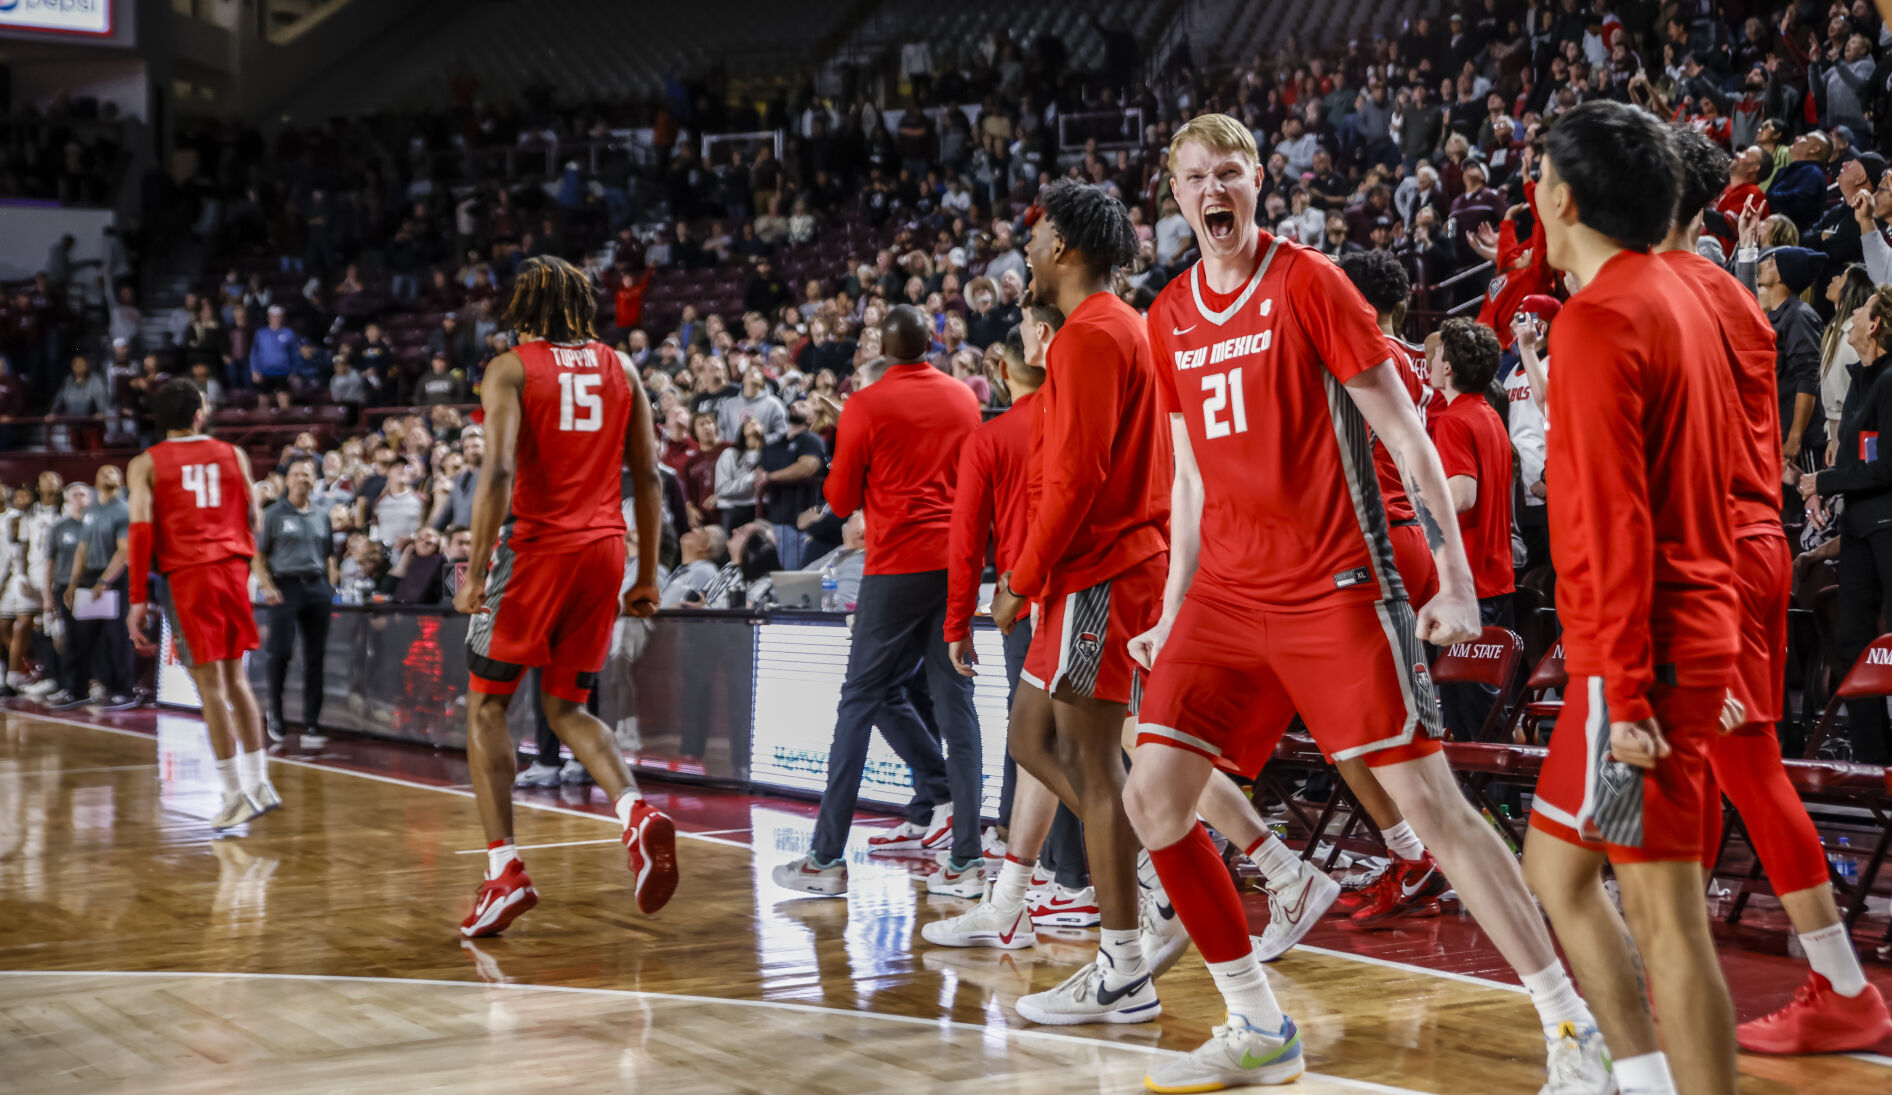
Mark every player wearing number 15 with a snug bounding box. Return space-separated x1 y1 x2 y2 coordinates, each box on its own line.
126 379 283 832
454 256 676 940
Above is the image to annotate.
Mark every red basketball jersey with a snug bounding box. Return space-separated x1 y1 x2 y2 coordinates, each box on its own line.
1147 234 1401 609
147 435 256 573
1371 334 1431 523
509 339 630 552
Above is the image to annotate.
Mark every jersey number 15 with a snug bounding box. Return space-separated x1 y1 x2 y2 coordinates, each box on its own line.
181 463 222 508
558 373 604 432
1201 367 1250 439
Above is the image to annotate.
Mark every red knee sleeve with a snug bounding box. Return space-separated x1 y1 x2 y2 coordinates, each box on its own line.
1709 733 1830 896
1148 823 1253 965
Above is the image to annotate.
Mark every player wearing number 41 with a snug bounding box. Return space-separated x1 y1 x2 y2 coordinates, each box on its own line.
454 256 677 939
125 379 283 833
1126 113 1611 1094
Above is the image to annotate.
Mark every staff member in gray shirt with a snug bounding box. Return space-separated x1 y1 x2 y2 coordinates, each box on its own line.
257 457 332 745
43 482 91 708
63 466 135 709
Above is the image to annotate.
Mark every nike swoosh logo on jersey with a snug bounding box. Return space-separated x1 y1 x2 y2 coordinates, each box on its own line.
1095 973 1151 1007
1400 868 1437 899
1172 324 1197 335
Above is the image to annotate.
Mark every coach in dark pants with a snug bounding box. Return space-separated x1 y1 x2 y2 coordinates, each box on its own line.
46 486 89 707
258 458 333 741
64 469 135 707
775 308 985 893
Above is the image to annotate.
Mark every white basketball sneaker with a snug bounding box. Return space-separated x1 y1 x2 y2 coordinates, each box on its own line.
1251 859 1340 962
210 790 263 831
771 853 848 896
248 781 283 816
1029 883 1101 927
925 856 986 898
1539 1022 1615 1095
1014 958 1161 1026
1144 1013 1306 1092
921 898 1036 949
1138 869 1191 978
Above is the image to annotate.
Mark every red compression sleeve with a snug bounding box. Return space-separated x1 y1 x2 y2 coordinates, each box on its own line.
128 522 152 606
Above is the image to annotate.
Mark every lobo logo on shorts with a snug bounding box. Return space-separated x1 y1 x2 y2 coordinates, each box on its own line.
1074 631 1102 659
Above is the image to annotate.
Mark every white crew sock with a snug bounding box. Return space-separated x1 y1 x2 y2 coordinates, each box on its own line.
487 840 519 880
1382 820 1426 861
1245 834 1306 889
237 748 267 793
1799 922 1869 996
1097 927 1147 987
613 786 643 828
992 856 1034 909
1206 954 1286 1031
214 755 242 796
1520 962 1597 1034
1612 1051 1677 1095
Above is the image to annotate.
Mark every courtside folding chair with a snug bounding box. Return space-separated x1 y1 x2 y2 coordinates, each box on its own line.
1510 640 1566 745
1430 625 1526 743
1800 632 1892 761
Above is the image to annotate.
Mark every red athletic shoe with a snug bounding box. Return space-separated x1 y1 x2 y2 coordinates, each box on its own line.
1334 861 1395 909
460 860 538 938
1737 973 1892 1055
1347 852 1448 929
624 799 679 914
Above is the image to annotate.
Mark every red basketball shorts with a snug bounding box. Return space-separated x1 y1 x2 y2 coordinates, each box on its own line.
1020 551 1166 708
1528 675 1722 863
466 536 625 703
1137 592 1444 776
1730 528 1789 728
1389 521 1439 608
161 557 259 667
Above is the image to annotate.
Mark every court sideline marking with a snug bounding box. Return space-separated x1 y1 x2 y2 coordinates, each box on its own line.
15 709 1892 1070
0 969 1432 1095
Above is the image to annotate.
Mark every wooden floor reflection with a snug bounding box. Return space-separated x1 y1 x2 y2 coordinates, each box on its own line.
0 712 1880 1094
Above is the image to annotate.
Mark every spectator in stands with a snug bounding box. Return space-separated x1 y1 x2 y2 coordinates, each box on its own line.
1275 115 1319 177
682 412 729 528
1447 161 1506 262
372 461 424 547
662 525 731 607
1824 35 1876 142
985 223 1027 285
1802 283 1892 763
48 356 109 420
1821 267 1874 467
759 406 827 570
745 257 793 317
1806 156 1884 280
416 352 467 406
428 314 474 374
389 526 448 605
1771 131 1835 232
1758 246 1827 468
714 418 767 532
1320 211 1364 257
187 361 224 413
1307 149 1350 211
1154 196 1193 268
250 305 300 410
720 362 787 444
184 299 224 376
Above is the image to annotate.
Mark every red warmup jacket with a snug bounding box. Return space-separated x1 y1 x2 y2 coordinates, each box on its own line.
1010 293 1169 600
824 361 982 575
944 390 1038 643
1658 249 1782 531
1476 179 1557 350
1546 250 1739 722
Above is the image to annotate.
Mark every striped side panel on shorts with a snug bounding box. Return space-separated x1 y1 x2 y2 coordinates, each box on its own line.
465 541 523 681
159 580 195 669
1584 678 1646 848
1057 578 1113 698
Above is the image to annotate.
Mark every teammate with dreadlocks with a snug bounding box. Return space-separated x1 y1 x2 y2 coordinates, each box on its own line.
455 255 676 938
986 179 1176 1025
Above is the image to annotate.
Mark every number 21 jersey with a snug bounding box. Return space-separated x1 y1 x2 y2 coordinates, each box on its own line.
510 339 631 552
1147 234 1403 609
147 435 256 573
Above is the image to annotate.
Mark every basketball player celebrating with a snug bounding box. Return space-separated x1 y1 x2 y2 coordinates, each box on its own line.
455 256 674 938
985 179 1171 1025
126 380 282 831
1520 102 1741 1095
1126 113 1608 1093
1662 130 1889 1055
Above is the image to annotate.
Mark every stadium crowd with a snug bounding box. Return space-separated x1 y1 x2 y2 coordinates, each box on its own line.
2 0 1892 762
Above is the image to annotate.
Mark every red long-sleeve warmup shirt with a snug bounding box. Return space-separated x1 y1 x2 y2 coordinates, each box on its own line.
944 391 1038 642
1545 250 1738 722
824 361 982 575
1010 292 1169 600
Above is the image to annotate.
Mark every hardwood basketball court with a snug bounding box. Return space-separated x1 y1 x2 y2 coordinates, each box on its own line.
0 709 1885 1093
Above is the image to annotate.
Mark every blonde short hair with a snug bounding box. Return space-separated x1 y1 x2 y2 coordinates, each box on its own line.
1168 113 1258 169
